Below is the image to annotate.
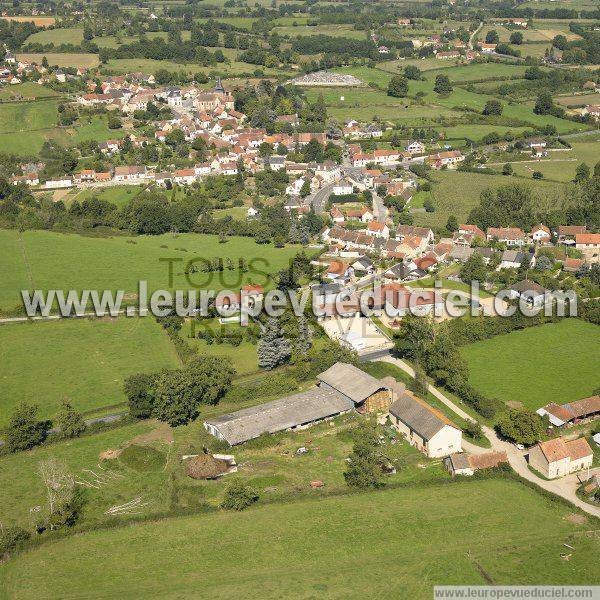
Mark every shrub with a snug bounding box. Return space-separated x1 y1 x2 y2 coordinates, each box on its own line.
6 402 51 453
220 481 259 510
0 526 30 557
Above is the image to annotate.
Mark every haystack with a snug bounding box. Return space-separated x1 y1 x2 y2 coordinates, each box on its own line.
185 454 230 480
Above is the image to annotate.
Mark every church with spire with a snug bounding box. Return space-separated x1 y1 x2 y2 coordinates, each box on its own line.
194 78 235 111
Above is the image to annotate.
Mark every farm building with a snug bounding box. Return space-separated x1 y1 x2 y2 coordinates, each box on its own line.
446 451 508 476
536 395 600 427
528 437 593 479
317 362 392 413
388 390 462 458
204 363 392 445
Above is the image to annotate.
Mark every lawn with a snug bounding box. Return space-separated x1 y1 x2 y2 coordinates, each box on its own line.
0 317 180 426
461 319 600 410
0 229 303 313
413 171 566 229
1 478 597 598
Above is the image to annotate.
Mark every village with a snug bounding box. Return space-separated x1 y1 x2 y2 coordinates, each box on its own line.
0 0 599 593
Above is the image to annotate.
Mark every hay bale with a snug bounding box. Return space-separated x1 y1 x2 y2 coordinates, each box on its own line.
185 454 230 480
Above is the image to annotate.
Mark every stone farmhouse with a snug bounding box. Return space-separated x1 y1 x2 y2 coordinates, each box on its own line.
528 437 593 479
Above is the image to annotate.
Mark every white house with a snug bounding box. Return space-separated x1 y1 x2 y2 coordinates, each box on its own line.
508 280 547 306
389 390 462 458
366 221 389 239
114 166 146 182
498 250 525 270
531 223 551 243
332 179 353 196
406 140 425 155
173 169 196 185
528 437 593 479
44 177 73 189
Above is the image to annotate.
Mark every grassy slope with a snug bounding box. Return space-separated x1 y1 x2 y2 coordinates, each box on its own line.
461 319 600 410
0 230 302 312
1 479 597 599
413 171 566 229
0 317 180 425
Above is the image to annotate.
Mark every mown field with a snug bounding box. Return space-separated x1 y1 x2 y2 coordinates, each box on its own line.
0 229 303 313
461 319 600 410
1 478 597 598
413 171 566 229
0 317 180 426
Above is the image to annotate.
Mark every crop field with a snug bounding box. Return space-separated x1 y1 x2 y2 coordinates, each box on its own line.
0 16 56 26
413 171 566 229
16 52 100 68
555 93 600 107
0 229 303 313
25 27 84 46
461 319 600 410
0 317 180 426
1 478 597 598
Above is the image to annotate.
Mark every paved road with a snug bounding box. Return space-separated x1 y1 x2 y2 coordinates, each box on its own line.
378 354 600 518
308 183 335 214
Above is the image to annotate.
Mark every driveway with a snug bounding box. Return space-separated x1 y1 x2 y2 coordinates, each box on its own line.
378 354 600 518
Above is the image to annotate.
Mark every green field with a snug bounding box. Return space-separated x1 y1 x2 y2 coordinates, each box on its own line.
462 319 600 410
1 478 597 598
25 27 84 46
0 317 180 425
506 141 600 183
16 53 99 68
274 24 367 39
414 171 566 229
0 229 303 313
325 66 585 134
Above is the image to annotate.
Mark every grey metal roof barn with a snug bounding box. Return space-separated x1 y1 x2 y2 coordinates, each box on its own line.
317 363 388 405
204 387 354 445
389 392 460 441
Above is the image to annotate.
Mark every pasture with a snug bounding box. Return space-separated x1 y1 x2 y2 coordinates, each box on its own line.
25 27 84 46
0 317 180 426
1 478 596 598
0 229 303 313
16 52 99 68
414 171 566 229
461 319 600 410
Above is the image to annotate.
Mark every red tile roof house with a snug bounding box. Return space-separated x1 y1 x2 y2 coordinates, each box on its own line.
487 227 526 247
562 257 585 273
530 223 551 243
528 437 593 479
576 233 600 263
557 225 586 245
458 224 485 239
